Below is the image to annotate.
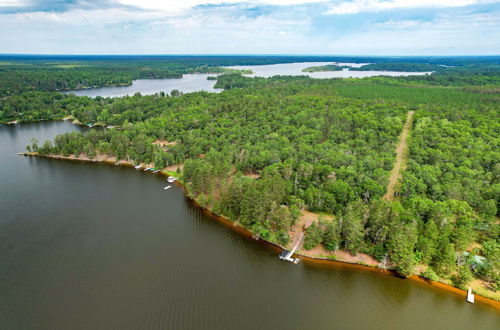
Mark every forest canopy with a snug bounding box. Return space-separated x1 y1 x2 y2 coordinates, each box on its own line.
3 56 499 296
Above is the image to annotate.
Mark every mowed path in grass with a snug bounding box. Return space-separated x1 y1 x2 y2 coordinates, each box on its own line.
384 110 415 201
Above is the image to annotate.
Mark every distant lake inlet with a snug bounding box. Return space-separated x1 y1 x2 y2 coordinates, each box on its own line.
64 62 431 98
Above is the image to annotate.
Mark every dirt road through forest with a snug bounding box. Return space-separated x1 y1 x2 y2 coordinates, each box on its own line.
384 110 414 201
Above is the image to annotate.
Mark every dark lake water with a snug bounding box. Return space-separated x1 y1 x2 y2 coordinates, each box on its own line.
65 62 431 98
65 73 220 98
1 121 498 329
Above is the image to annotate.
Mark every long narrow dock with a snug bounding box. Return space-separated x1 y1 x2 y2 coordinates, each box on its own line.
279 232 303 264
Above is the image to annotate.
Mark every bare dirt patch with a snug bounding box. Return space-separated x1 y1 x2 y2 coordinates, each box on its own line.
163 164 183 173
287 210 331 250
153 139 177 147
301 245 379 267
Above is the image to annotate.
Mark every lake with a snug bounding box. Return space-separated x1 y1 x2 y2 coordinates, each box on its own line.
64 73 220 98
65 62 431 98
0 121 498 329
226 62 432 79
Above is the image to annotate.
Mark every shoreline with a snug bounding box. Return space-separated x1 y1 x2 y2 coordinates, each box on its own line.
18 151 500 312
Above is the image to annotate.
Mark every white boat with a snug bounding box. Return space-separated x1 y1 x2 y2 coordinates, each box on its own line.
134 165 142 169
167 176 177 183
114 161 120 166
144 167 152 171
152 169 160 173
164 186 171 190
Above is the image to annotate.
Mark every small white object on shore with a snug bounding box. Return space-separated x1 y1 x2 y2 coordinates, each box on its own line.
135 165 142 169
167 176 177 183
467 288 474 304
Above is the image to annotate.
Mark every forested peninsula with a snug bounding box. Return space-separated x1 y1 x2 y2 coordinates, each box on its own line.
302 64 347 72
3 56 499 302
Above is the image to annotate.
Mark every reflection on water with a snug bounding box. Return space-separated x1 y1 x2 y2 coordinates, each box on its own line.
64 73 220 98
0 122 498 330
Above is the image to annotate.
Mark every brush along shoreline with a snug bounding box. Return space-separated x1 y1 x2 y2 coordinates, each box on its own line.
18 151 500 312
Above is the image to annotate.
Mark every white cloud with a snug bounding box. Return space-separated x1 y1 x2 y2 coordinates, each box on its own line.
115 0 328 13
327 0 498 15
0 0 498 54
377 11 499 29
0 0 30 6
7 7 169 25
321 10 500 54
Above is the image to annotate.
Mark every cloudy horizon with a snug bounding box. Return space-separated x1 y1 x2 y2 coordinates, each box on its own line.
1 0 499 55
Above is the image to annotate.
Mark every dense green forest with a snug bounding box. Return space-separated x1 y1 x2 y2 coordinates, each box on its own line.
0 60 254 96
2 55 499 96
0 55 362 96
2 57 499 297
351 62 442 72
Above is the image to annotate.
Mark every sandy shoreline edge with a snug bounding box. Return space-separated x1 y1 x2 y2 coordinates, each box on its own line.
19 151 500 312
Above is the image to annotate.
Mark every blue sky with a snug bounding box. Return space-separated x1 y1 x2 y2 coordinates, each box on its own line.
0 0 499 55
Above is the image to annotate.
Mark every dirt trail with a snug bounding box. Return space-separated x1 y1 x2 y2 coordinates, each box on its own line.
384 110 414 201
287 210 320 250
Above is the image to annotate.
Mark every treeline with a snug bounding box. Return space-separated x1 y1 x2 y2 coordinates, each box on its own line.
0 62 227 97
18 69 500 292
0 55 361 96
399 65 500 86
3 56 499 97
215 65 500 89
352 62 442 72
28 83 409 240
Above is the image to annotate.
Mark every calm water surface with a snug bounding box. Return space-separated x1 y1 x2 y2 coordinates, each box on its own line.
226 62 432 78
0 121 498 330
65 73 220 98
65 62 431 98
